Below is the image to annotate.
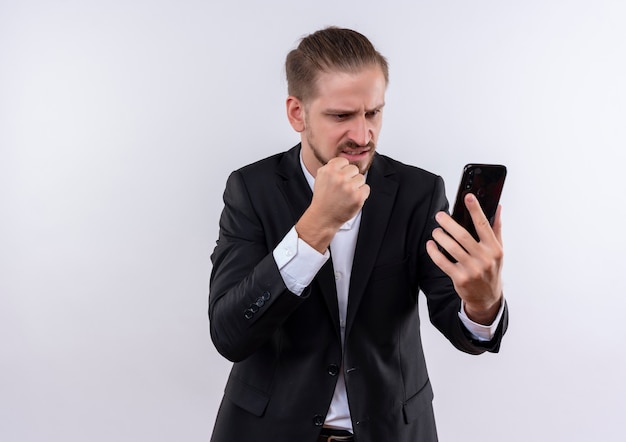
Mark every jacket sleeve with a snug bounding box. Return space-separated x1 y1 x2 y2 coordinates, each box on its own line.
208 171 309 362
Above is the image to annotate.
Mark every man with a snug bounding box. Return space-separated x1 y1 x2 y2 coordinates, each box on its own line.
208 27 507 442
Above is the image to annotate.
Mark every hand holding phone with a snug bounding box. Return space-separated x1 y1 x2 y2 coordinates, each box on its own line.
428 164 507 322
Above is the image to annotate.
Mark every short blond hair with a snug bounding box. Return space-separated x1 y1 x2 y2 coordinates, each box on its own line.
285 27 389 102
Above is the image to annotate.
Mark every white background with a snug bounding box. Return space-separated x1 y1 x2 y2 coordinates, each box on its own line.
2 1 625 441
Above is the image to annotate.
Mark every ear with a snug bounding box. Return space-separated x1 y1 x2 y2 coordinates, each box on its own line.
286 96 305 132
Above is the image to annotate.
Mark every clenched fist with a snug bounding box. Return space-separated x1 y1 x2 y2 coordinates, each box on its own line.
296 157 370 253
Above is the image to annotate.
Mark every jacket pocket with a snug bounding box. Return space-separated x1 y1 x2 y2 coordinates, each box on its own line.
369 257 409 282
224 375 270 417
402 379 434 424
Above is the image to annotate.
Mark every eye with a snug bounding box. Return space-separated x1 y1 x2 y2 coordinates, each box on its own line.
366 109 381 118
333 113 349 120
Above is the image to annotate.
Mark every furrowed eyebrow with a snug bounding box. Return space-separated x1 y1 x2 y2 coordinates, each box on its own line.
325 103 385 115
325 109 356 115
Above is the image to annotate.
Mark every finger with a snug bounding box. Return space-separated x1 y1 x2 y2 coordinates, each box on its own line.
492 204 503 245
464 193 494 242
431 227 467 263
358 183 371 202
327 156 349 169
426 239 457 276
342 163 361 178
351 171 367 188
434 211 474 251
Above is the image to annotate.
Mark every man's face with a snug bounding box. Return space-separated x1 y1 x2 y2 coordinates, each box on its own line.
293 66 386 177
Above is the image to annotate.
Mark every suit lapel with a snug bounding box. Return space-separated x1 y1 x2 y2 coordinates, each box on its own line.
345 154 398 339
276 144 313 223
276 145 341 337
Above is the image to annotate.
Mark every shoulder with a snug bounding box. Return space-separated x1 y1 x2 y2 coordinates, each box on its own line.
371 154 448 210
221 145 303 203
374 153 443 188
232 145 299 181
236 144 300 175
235 152 285 177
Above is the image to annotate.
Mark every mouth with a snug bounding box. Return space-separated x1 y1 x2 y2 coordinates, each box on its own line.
339 146 372 159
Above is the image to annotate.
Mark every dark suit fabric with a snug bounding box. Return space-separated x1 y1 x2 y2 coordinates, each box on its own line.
208 144 507 442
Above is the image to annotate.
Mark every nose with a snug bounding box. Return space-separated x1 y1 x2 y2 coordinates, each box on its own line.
348 114 373 147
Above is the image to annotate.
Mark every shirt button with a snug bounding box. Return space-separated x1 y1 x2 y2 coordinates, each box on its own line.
334 271 342 281
313 414 325 426
327 364 339 376
285 248 293 257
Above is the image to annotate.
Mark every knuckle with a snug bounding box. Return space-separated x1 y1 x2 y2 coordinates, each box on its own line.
457 229 473 244
335 157 349 168
468 267 484 282
492 245 504 261
456 274 471 288
431 227 442 240
476 216 490 229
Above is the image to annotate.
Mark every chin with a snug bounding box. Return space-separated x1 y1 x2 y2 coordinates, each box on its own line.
355 155 375 174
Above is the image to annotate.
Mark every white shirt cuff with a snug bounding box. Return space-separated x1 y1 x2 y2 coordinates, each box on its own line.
458 298 505 342
273 226 329 296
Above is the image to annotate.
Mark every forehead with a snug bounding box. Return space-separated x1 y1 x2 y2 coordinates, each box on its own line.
307 66 387 108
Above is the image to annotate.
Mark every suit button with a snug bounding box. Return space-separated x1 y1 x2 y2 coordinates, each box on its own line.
313 415 324 426
262 291 271 301
244 309 254 320
255 297 265 307
327 364 339 376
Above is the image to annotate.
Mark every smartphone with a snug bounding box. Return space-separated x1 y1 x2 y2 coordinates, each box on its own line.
451 164 507 241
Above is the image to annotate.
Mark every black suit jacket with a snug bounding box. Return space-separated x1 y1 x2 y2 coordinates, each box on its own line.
209 144 507 442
